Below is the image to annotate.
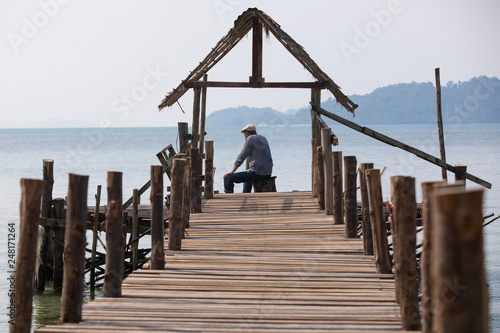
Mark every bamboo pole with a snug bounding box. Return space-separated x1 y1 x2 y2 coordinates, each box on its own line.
103 171 124 298
359 163 374 255
204 141 214 199
10 179 42 333
344 156 357 237
365 169 392 274
169 158 187 251
131 188 139 270
191 87 201 150
178 122 189 154
321 128 333 215
431 188 488 333
332 151 344 225
435 68 447 181
421 180 445 332
311 105 491 189
37 159 54 291
90 185 101 292
60 173 89 324
150 165 165 270
316 146 325 210
190 148 202 213
52 198 65 292
391 176 420 330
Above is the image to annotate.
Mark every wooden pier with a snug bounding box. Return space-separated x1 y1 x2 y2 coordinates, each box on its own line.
36 191 408 332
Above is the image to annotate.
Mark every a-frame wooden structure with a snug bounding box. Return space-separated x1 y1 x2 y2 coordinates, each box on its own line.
158 8 357 195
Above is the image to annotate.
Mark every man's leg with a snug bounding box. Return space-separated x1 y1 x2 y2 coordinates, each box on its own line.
224 171 253 193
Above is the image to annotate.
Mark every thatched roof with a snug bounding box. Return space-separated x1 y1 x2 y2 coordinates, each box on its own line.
158 8 357 113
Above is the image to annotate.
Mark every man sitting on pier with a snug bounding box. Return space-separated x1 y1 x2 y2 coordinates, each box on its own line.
223 124 273 193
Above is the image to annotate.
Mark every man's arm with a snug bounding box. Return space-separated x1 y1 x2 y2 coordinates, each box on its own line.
223 164 238 179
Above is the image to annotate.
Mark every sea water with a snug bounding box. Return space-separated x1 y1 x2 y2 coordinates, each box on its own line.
0 124 498 331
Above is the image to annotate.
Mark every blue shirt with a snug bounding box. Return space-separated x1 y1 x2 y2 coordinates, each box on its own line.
234 134 273 176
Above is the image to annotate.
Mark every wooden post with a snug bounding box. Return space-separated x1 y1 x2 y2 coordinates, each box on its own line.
169 158 187 251
391 176 421 330
131 188 139 271
190 148 201 213
311 138 318 197
178 122 189 154
332 151 344 225
359 163 374 255
191 87 201 149
310 88 321 195
365 169 392 274
10 179 42 333
321 128 333 215
204 141 214 199
431 188 487 333
52 198 65 291
90 185 101 292
251 16 263 88
435 68 447 181
103 171 124 298
60 173 89 324
150 165 165 270
37 159 54 291
200 74 208 159
316 146 325 210
455 164 467 183
344 156 357 237
421 180 445 332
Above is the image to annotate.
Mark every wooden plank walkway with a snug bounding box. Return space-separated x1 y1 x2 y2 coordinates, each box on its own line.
36 191 413 332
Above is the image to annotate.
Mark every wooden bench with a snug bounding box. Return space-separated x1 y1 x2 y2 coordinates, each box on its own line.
253 176 277 193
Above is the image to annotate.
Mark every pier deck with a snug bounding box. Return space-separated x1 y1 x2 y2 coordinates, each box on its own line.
36 191 412 332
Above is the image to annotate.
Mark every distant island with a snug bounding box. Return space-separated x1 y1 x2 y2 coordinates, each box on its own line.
206 76 500 127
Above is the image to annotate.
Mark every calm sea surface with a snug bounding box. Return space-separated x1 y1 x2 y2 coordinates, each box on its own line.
0 124 499 331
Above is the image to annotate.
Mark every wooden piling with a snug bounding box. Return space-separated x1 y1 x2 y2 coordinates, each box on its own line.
103 171 124 298
332 151 344 225
131 188 139 271
204 141 214 199
391 176 420 331
431 188 487 333
52 198 65 291
190 148 202 213
359 163 374 255
435 68 447 181
60 173 89 324
455 164 467 183
191 87 201 149
37 159 54 291
150 165 165 270
199 74 208 158
311 138 318 197
11 179 43 333
169 158 187 251
90 185 101 292
421 180 445 332
365 169 392 274
321 128 333 215
178 122 189 154
316 146 325 210
344 156 357 237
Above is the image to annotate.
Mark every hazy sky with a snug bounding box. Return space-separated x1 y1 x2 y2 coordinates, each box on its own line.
1 0 499 128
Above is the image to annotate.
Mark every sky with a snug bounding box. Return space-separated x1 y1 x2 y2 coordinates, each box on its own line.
1 0 499 128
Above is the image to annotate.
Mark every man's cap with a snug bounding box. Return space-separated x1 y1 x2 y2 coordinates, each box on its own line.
241 124 256 133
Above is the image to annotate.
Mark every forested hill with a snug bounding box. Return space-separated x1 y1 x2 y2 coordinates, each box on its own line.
205 76 500 127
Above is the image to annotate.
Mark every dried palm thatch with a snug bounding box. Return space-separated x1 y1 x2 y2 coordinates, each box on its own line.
158 8 358 113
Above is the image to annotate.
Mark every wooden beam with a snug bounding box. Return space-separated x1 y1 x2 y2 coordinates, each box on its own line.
185 81 328 89
435 68 447 181
311 105 492 189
